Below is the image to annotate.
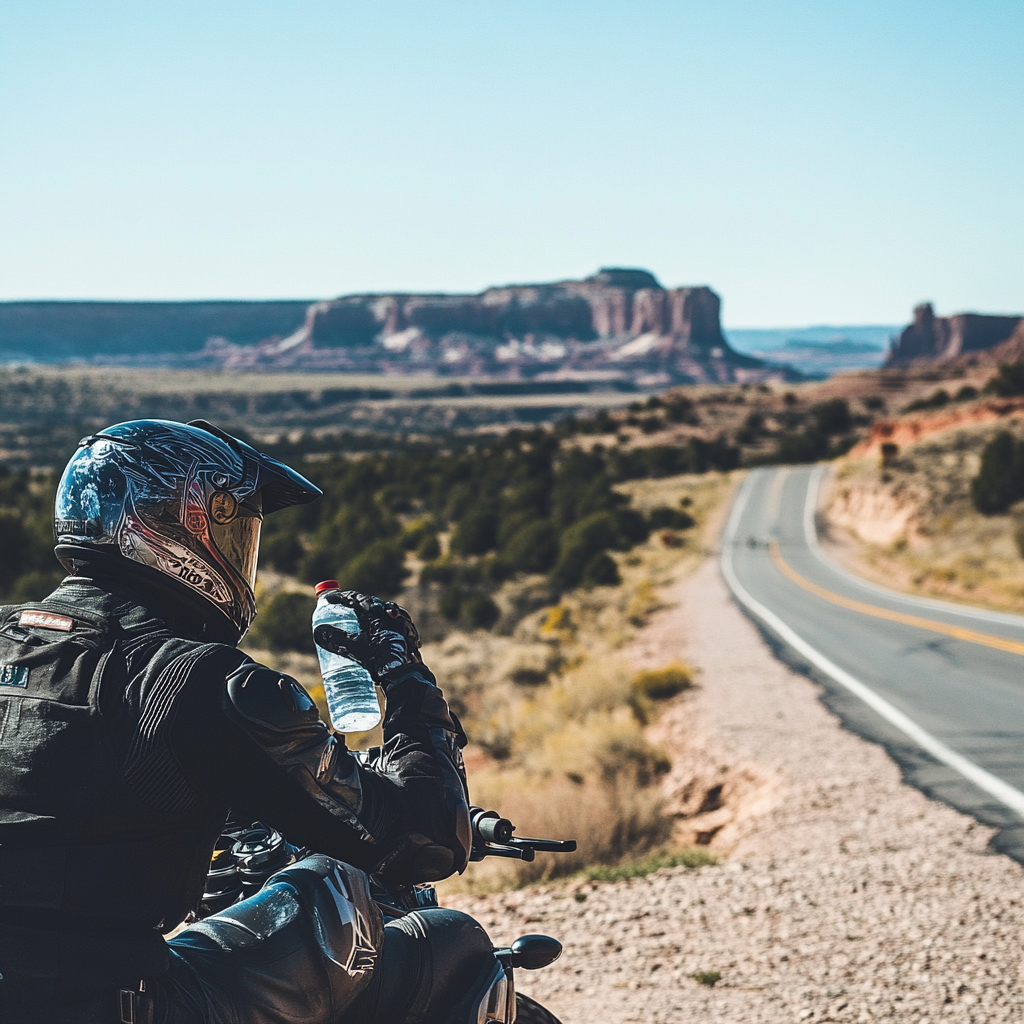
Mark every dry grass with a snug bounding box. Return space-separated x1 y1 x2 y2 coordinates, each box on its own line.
430 472 738 892
245 470 738 890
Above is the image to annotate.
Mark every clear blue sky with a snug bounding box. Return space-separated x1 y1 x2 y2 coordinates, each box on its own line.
1 1 1021 325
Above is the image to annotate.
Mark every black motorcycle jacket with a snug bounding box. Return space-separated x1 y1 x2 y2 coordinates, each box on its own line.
0 574 471 988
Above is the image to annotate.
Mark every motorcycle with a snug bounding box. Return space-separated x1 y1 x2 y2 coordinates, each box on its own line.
199 805 577 1024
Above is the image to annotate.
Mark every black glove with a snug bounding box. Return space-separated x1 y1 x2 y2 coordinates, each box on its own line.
313 591 425 686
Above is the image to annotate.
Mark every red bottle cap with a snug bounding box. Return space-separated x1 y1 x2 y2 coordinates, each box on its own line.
314 580 340 596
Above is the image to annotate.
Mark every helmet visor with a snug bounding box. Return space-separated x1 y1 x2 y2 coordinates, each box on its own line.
209 512 262 591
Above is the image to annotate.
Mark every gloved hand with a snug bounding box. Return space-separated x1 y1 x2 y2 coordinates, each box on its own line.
312 591 425 687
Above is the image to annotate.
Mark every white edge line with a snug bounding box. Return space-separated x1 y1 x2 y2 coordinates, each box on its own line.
722 471 1024 820
803 466 1024 629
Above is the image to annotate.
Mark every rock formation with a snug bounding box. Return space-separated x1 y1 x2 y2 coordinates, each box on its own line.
204 268 782 384
885 303 1022 367
0 270 793 384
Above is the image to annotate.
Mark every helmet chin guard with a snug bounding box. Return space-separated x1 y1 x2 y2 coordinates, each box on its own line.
53 419 321 644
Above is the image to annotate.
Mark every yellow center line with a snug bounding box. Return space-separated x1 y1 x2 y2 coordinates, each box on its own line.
768 541 1024 658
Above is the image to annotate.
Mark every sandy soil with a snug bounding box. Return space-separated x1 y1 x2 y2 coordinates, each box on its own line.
446 554 1024 1023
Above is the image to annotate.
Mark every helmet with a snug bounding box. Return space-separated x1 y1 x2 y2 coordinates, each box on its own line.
53 419 321 643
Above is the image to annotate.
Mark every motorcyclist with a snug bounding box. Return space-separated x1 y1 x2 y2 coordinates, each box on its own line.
0 419 490 1024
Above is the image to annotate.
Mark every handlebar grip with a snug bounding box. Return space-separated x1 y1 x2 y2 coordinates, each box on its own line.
477 815 514 844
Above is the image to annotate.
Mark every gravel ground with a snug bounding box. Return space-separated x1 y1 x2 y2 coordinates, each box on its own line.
446 555 1024 1023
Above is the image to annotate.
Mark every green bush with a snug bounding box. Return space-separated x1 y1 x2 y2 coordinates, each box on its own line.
337 539 409 597
420 557 458 586
550 512 621 590
632 662 692 701
450 507 498 556
0 469 62 601
985 362 1024 398
415 533 441 560
259 530 305 575
438 584 464 620
401 516 436 550
251 590 315 652
904 389 950 413
460 593 500 630
502 520 560 573
772 427 829 464
581 552 620 587
810 398 851 435
647 506 695 530
971 431 1024 514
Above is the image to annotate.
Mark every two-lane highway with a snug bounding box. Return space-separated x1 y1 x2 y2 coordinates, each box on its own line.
723 467 1024 861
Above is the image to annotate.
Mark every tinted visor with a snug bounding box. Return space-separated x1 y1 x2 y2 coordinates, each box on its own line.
209 512 262 590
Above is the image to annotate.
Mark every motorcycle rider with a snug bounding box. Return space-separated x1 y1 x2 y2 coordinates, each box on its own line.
0 419 490 1024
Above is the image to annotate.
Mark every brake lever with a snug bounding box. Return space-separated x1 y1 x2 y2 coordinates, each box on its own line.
507 837 577 853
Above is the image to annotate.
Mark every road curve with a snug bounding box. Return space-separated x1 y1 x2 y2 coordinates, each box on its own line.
722 466 1024 862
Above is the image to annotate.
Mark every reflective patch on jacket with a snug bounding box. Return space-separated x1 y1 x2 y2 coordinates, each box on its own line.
0 663 29 687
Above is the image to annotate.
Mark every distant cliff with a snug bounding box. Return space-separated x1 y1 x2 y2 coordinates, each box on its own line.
0 270 791 385
0 300 312 362
885 303 1022 367
203 268 783 384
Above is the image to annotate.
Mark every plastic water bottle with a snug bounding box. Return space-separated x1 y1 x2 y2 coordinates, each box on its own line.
312 581 381 733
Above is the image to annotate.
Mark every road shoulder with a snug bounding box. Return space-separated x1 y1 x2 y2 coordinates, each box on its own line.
447 550 1024 1023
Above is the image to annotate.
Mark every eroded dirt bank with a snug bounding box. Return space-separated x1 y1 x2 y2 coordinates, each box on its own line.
446 555 1024 1023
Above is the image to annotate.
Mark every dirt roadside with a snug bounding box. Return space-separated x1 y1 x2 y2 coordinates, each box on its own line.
445 543 1024 1022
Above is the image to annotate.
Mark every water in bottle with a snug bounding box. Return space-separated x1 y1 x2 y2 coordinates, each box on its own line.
312 581 381 733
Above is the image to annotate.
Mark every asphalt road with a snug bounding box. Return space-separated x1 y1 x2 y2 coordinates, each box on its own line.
722 466 1024 862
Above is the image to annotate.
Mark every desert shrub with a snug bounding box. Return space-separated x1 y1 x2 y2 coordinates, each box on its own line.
736 411 765 444
250 590 315 652
862 395 885 411
459 593 500 630
299 498 400 584
259 529 305 575
337 539 409 596
985 362 1024 397
664 396 697 424
0 469 62 601
415 533 441 560
629 661 692 722
955 385 979 402
632 661 692 700
550 512 621 589
904 389 951 413
693 971 722 987
1014 517 1024 559
502 520 560 574
647 506 695 530
400 516 436 550
581 552 620 588
971 431 1024 514
420 557 458 586
450 507 499 556
810 398 851 435
606 437 739 480
437 585 464 621
771 427 829 464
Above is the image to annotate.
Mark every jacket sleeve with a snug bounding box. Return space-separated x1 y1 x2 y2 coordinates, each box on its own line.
169 656 471 883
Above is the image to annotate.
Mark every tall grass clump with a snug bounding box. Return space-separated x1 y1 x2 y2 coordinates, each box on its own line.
450 657 690 890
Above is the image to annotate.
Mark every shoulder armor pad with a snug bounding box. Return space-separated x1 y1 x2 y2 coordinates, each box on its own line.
224 662 321 734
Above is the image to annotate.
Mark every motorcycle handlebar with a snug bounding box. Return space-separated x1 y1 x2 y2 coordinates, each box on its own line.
469 806 577 862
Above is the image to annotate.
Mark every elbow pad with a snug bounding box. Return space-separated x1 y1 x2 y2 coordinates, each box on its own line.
222 663 370 839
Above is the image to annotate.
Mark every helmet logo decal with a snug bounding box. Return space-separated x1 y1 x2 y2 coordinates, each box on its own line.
210 491 238 524
120 512 235 606
185 511 207 534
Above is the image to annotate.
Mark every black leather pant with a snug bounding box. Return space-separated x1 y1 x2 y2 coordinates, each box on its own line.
0 856 493 1024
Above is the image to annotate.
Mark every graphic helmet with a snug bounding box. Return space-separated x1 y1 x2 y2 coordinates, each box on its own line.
53 419 321 643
